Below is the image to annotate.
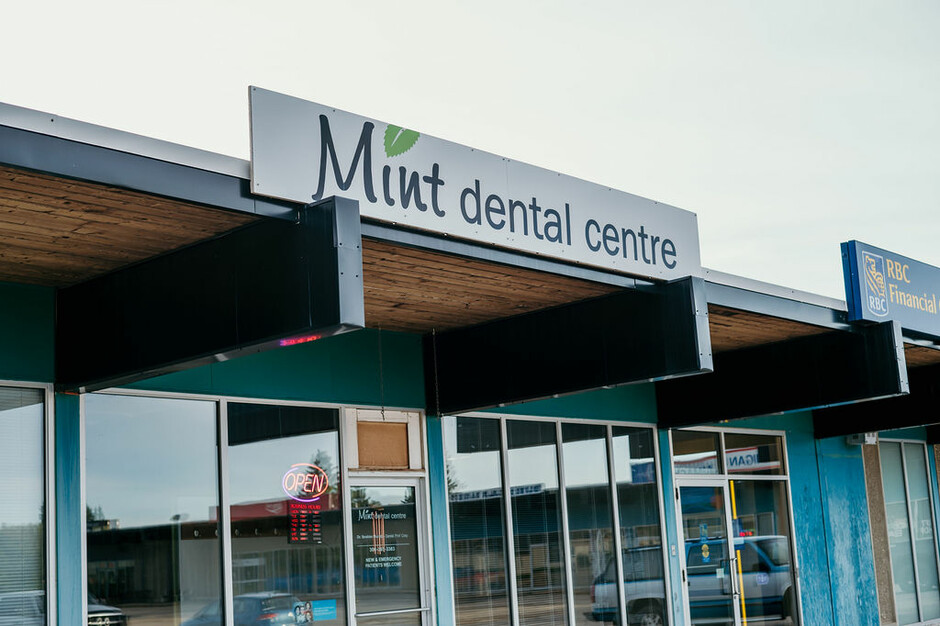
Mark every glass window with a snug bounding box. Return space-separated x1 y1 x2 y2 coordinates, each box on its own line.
723 433 785 475
611 426 668 625
880 441 940 624
0 387 46 625
443 416 510 625
445 417 665 626
727 480 799 623
351 486 421 617
672 430 721 475
562 423 615 625
85 394 220 625
903 443 940 621
507 419 568 624
227 402 346 624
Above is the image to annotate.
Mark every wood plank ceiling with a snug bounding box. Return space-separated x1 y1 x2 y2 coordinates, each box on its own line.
2 163 939 368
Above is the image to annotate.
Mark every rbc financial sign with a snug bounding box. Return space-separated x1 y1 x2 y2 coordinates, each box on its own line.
843 240 940 337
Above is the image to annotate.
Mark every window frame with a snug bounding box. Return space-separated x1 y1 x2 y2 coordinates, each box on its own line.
81 388 434 626
879 437 940 625
0 380 55 626
445 411 673 626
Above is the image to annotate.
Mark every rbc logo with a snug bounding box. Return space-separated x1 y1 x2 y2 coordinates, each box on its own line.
863 252 889 317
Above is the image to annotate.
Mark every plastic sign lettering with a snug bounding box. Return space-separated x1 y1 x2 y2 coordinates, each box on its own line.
249 87 702 282
843 240 940 336
282 463 329 502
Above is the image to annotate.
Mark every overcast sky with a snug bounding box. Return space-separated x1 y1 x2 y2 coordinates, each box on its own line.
2 1 937 298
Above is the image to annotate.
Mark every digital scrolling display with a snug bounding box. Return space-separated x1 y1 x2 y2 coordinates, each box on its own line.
282 463 329 544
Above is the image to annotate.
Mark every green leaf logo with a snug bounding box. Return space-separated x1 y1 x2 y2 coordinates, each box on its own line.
384 125 420 157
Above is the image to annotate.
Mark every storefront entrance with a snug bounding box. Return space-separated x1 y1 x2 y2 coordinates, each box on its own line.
348 478 431 625
672 429 800 626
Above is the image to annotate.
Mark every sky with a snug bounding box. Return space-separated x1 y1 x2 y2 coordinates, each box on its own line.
2 1 938 298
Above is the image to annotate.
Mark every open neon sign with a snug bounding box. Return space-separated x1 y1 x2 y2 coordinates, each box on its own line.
282 463 330 502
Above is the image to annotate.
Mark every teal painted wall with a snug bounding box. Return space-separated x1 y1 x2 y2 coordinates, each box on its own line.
124 329 425 408
0 281 54 382
483 383 658 422
729 413 878 625
55 393 82 626
426 416 454 626
815 435 879 624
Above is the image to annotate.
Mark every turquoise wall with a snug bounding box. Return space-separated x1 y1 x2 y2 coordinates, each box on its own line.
0 281 54 382
124 328 425 408
730 413 878 626
55 393 82 626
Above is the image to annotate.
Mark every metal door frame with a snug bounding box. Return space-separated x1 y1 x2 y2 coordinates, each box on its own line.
344 474 432 625
674 477 742 626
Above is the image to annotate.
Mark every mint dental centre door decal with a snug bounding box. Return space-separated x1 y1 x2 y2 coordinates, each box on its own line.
350 483 428 624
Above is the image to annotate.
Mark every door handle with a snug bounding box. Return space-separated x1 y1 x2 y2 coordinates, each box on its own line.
729 556 739 598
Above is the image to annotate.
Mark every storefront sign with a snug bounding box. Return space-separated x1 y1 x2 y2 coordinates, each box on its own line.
282 463 329 502
843 240 940 337
283 463 328 544
250 87 702 282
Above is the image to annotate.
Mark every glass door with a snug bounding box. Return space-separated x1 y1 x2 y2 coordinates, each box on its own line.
677 480 740 625
348 478 430 625
677 479 799 626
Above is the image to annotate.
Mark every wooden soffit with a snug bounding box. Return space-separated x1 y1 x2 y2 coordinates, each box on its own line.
0 165 257 286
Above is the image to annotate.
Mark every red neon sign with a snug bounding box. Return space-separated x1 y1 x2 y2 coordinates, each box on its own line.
279 334 321 347
282 463 330 502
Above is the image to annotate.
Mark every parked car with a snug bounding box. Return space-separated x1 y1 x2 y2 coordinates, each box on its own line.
0 590 45 626
0 590 128 626
87 592 128 626
183 592 301 625
591 536 796 625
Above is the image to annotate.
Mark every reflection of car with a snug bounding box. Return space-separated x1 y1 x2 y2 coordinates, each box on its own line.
591 536 796 625
0 590 45 626
87 592 128 625
591 546 666 625
183 592 301 625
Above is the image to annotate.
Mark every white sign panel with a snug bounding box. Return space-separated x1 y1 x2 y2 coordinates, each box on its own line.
250 87 701 281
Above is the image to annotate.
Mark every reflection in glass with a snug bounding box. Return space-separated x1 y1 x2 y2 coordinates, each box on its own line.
227 403 346 625
611 426 668 625
562 424 615 625
85 394 220 625
672 431 721 475
507 419 568 625
728 480 799 624
903 443 940 621
351 486 421 617
882 441 919 624
444 416 510 625
723 433 785 475
880 441 940 625
678 486 733 625
0 388 45 624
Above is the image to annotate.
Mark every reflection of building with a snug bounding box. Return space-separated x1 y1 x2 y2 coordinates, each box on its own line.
2 94 940 626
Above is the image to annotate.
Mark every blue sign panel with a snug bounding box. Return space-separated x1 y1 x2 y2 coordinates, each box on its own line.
843 240 940 336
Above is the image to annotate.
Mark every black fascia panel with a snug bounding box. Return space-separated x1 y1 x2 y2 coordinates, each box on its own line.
55 197 364 392
814 363 940 439
656 320 908 429
424 276 713 416
0 124 296 219
926 423 940 446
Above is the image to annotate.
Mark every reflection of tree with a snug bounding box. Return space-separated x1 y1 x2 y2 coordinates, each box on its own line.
87 505 105 522
350 488 377 508
310 450 338 494
445 460 460 493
